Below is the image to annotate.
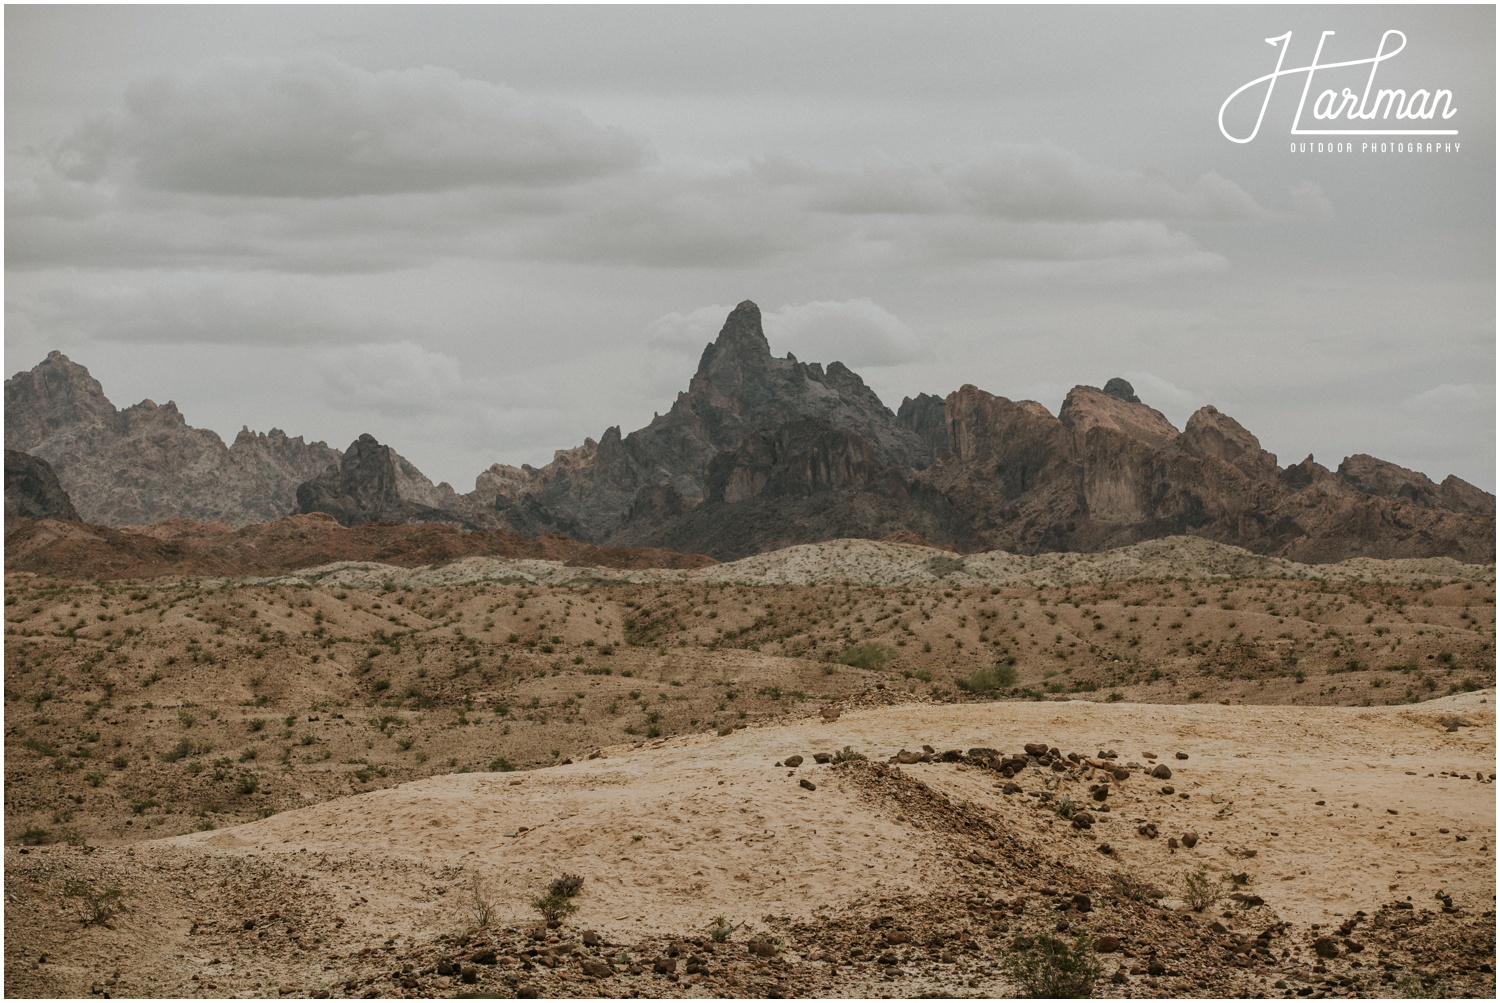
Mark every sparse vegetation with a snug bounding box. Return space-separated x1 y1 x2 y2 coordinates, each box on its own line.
62 877 128 927
1001 933 1100 998
1182 869 1225 912
958 661 1017 692
466 874 495 930
838 641 894 670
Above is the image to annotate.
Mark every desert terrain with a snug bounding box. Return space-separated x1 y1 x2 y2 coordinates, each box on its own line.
4 533 1495 997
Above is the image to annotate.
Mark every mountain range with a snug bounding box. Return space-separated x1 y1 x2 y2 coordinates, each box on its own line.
6 301 1494 563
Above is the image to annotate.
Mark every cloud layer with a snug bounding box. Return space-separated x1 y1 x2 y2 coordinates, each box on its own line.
52 55 649 197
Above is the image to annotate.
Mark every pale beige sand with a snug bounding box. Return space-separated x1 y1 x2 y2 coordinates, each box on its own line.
236 535 1494 590
168 690 1496 940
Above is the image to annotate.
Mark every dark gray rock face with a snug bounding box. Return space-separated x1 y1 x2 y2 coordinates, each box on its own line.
468 302 1495 563
5 449 80 522
477 300 928 540
617 417 953 561
1102 377 1141 403
295 434 493 529
5 352 340 526
6 305 1492 565
896 393 949 467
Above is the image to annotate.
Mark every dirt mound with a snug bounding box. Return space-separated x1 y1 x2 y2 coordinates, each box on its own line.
692 535 1493 587
3 514 715 580
5 697 1493 998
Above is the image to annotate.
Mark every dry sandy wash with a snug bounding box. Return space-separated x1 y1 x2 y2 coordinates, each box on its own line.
5 691 1494 998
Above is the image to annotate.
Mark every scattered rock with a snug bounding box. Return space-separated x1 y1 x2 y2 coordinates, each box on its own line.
1150 764 1173 780
813 752 833 764
748 938 778 959
784 755 804 768
1313 937 1340 960
1024 742 1050 757
653 957 678 974
1181 832 1199 848
799 779 817 791
1096 935 1121 952
1175 752 1189 760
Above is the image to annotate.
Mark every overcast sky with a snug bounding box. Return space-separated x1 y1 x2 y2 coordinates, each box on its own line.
6 5 1494 491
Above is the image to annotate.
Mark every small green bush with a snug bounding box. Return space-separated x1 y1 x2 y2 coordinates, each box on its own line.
832 745 867 763
63 878 127 926
547 872 585 898
838 642 894 670
1182 869 1224 912
1001 934 1100 998
531 892 577 923
959 662 1018 692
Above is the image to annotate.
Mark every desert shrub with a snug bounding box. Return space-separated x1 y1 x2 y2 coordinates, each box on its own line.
959 662 1018 692
467 874 494 929
838 642 893 670
747 933 782 957
531 892 577 923
63 878 127 926
832 745 867 763
1182 870 1224 912
1002 933 1100 998
708 914 741 942
547 872 585 899
925 555 966 578
1109 873 1164 903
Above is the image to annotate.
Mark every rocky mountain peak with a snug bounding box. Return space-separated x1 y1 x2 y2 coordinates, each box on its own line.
695 299 772 382
1059 383 1179 449
1102 377 1141 403
5 350 117 449
6 351 343 526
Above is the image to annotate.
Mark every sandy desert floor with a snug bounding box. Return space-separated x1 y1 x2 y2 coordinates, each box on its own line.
4 536 1495 997
4 692 1494 998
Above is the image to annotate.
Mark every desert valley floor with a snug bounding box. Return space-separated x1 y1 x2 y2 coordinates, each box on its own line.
3 533 1495 998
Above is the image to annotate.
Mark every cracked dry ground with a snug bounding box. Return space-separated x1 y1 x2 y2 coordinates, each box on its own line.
5 696 1495 998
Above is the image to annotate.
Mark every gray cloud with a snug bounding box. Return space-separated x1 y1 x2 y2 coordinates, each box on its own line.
808 145 1278 223
7 274 397 345
52 54 649 197
5 7 1491 492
